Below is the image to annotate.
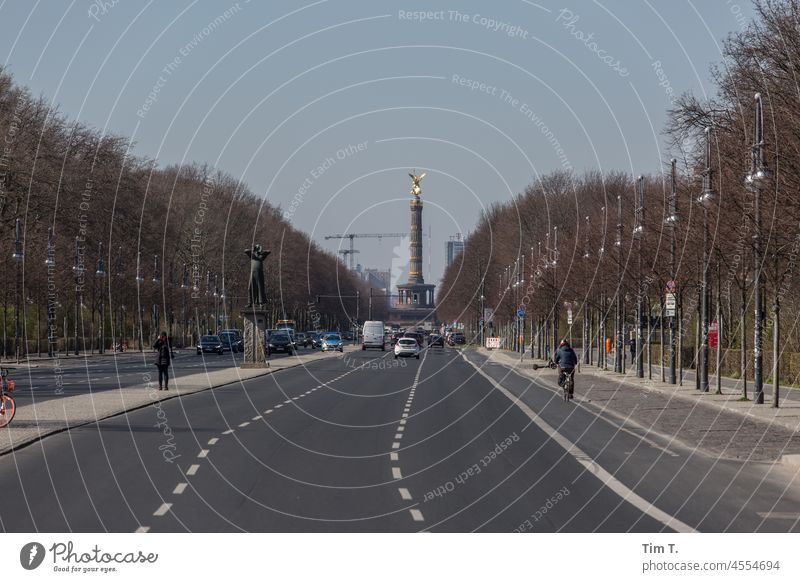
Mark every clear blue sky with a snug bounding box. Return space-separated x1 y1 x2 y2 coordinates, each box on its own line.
0 0 753 284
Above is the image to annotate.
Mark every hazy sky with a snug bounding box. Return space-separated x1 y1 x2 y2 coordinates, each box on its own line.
0 0 753 284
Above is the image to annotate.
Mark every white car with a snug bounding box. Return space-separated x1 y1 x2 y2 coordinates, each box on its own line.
394 337 420 359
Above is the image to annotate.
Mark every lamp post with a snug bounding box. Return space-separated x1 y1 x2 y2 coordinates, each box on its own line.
698 126 716 392
615 194 623 373
12 218 23 363
666 159 680 384
634 176 645 379
96 242 106 353
746 93 769 405
45 227 56 357
181 264 189 348
552 226 559 355
135 251 144 351
73 236 83 356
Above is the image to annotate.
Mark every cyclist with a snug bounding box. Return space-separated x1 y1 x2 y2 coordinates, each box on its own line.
555 340 577 399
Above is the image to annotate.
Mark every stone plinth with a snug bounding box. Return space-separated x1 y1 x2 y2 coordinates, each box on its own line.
241 308 270 368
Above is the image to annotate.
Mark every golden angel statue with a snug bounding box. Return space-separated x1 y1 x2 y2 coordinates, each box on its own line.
409 172 426 197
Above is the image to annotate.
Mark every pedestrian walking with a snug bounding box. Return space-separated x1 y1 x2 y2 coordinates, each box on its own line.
153 332 172 390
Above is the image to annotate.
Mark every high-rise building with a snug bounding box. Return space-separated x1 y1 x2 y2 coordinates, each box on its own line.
446 234 467 268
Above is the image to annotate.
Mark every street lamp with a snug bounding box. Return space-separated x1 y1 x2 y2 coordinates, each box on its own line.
45 227 56 356
96 242 106 353
12 218 23 362
615 194 623 373
73 236 84 355
666 159 680 385
135 251 144 351
634 176 645 379
697 126 716 392
745 93 769 405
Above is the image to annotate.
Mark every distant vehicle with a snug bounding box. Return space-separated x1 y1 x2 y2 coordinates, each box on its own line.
219 328 242 339
305 331 321 348
197 335 224 355
320 333 343 352
218 331 243 352
269 332 296 354
275 319 296 334
294 332 309 348
428 334 444 347
361 320 386 351
390 333 401 346
394 337 420 359
402 331 424 347
342 330 354 341
448 332 466 346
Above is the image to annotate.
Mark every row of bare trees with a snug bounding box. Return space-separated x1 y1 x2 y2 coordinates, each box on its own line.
438 0 800 405
0 66 382 357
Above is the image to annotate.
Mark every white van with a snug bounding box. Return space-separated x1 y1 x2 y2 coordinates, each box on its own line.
362 321 386 351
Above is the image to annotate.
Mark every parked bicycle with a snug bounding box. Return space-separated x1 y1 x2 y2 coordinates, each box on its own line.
0 367 17 428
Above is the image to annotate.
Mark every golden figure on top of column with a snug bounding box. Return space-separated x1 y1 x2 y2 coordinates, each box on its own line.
409 171 426 197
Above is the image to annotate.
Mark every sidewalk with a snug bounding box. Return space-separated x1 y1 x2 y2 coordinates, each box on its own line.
478 348 800 463
0 346 357 455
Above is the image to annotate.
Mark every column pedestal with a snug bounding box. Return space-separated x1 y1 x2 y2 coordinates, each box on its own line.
240 308 270 368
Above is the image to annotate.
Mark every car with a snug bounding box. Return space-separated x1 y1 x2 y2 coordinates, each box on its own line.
389 333 402 346
269 332 297 354
218 331 243 352
197 335 224 355
341 331 354 341
394 337 420 359
402 332 424 347
361 320 386 351
294 332 309 348
448 332 466 346
305 331 321 348
428 334 444 347
320 333 344 352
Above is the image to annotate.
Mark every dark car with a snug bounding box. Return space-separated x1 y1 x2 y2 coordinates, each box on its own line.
390 333 401 346
447 332 466 346
341 331 354 341
294 332 309 348
428 334 444 347
305 332 321 348
269 332 296 354
403 332 424 347
218 332 243 353
197 335 224 355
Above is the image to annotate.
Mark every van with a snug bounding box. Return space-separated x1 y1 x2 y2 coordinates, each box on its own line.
362 321 386 351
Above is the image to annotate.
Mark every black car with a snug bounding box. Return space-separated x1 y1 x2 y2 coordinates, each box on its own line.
269 332 297 354
218 332 243 353
342 331 354 341
428 334 444 347
448 332 466 346
197 335 224 355
294 332 309 348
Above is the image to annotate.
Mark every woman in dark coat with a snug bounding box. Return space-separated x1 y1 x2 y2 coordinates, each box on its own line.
153 332 172 390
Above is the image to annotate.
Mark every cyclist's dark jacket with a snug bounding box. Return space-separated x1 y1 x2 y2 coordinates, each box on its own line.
555 346 577 369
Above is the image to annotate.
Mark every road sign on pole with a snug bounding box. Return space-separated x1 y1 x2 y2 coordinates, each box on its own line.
665 292 677 317
709 321 718 348
517 308 525 318
567 309 573 324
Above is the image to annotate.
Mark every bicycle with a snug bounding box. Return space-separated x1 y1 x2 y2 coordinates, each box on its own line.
0 367 17 428
562 369 574 402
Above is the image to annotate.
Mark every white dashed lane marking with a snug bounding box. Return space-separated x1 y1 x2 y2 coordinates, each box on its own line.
222 429 234 435
207 438 219 445
390 452 399 461
392 467 403 479
173 483 188 495
238 422 250 428
135 526 150 533
399 488 412 500
153 503 172 517
409 509 425 522
252 415 262 421
392 442 401 449
186 464 200 476
197 450 209 458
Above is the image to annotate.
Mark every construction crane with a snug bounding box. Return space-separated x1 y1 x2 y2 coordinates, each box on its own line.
324 233 408 270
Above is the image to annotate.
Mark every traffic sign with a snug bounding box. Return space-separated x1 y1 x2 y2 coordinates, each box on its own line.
517 308 525 318
485 337 501 349
666 280 677 292
567 309 573 324
708 321 719 348
665 292 676 317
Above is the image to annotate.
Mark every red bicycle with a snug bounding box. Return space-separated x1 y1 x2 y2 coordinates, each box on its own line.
0 367 16 428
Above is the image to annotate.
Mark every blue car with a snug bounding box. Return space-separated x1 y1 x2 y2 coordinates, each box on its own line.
320 333 343 352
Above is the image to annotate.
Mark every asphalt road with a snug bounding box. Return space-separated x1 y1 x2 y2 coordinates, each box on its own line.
1 346 799 532
2 347 315 404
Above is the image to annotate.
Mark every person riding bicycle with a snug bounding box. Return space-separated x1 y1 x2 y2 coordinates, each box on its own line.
555 340 577 399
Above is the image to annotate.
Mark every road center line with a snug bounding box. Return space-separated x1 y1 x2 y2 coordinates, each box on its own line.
392 467 403 479
409 509 425 522
207 438 219 445
399 488 412 500
186 464 200 476
197 450 209 458
173 483 188 494
153 503 172 517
